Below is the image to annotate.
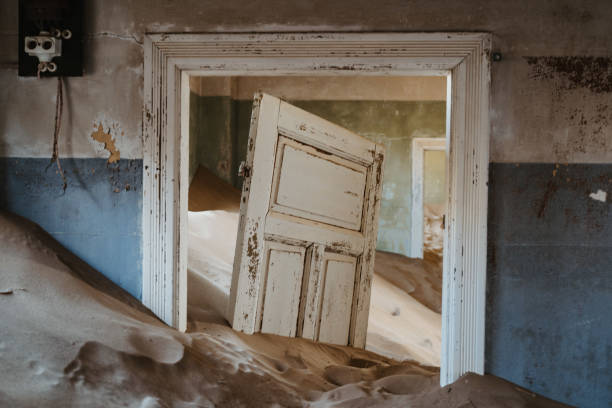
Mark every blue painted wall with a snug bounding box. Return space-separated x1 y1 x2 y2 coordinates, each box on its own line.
486 163 612 408
0 158 143 299
2 158 610 407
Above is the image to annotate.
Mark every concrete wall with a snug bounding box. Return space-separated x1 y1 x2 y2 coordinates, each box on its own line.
0 158 142 298
189 76 446 257
487 163 612 408
1 1 611 406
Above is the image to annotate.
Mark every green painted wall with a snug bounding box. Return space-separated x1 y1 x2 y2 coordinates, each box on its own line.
189 95 446 256
189 96 239 186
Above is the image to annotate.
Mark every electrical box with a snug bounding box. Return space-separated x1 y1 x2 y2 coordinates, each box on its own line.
18 0 83 77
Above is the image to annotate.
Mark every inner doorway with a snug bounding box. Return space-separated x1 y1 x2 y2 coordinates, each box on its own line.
185 75 448 366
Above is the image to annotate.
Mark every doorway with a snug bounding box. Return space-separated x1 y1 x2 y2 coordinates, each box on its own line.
141 32 491 386
411 138 447 259
185 76 447 366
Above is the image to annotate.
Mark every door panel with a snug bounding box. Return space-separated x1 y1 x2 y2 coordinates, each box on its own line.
229 93 385 348
258 242 305 337
271 137 367 230
277 100 377 164
318 253 357 345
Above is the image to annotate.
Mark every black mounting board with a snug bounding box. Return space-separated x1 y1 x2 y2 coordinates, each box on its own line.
18 0 83 77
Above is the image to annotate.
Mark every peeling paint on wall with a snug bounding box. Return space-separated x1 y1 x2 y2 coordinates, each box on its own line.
589 189 607 202
91 123 121 163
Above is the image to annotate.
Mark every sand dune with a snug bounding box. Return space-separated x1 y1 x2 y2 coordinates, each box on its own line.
187 210 239 319
373 250 443 314
0 211 570 407
367 274 441 365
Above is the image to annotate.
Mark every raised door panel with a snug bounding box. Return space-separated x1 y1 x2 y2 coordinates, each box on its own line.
271 137 367 231
317 253 357 345
257 241 305 337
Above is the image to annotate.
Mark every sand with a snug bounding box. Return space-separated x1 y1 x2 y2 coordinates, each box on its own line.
187 210 239 319
373 250 443 315
0 211 571 407
186 209 443 366
186 167 240 320
188 166 242 213
366 274 441 365
186 167 443 365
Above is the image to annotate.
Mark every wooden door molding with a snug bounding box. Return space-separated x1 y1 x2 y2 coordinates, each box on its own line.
142 32 491 386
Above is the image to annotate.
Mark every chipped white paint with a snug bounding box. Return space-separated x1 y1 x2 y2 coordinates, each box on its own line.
589 189 607 202
258 242 306 337
271 137 367 231
411 138 447 258
317 252 358 345
141 32 491 386
226 93 280 332
228 93 385 347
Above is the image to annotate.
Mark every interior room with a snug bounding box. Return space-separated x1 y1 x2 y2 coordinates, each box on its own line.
185 75 447 366
1 1 610 407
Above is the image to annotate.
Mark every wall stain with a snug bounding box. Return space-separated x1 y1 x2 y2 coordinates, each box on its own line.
537 179 559 218
525 56 612 94
533 164 610 231
566 102 610 154
91 123 121 164
523 57 612 161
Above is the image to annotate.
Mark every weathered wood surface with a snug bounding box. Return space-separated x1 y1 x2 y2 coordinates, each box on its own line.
229 93 385 347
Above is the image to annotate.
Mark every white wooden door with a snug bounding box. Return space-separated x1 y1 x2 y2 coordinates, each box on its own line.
227 93 385 347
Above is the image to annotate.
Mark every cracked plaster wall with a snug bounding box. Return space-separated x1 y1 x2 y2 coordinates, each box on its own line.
0 0 611 162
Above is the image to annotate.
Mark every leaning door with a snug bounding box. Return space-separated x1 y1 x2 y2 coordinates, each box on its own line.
228 93 385 347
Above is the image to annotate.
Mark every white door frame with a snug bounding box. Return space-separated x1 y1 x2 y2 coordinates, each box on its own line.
411 137 447 259
142 33 491 386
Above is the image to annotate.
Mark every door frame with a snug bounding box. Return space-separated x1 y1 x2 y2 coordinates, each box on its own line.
142 32 491 386
411 137 447 259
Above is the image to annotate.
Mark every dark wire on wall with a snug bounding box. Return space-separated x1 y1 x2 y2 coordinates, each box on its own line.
47 76 67 191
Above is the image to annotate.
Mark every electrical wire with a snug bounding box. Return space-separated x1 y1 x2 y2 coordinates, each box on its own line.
48 76 67 191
